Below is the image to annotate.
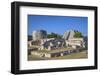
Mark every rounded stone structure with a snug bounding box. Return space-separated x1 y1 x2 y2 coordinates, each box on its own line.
32 30 47 41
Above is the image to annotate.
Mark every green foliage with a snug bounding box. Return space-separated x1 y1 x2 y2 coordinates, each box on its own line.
74 32 83 38
28 35 32 41
47 32 62 39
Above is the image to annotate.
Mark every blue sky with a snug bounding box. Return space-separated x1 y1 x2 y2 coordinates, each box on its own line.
28 15 88 36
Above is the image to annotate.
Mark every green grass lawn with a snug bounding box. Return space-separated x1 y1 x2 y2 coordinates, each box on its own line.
28 55 48 61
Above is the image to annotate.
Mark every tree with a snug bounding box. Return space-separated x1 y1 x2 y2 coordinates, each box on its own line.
28 35 32 41
74 32 83 38
47 32 62 39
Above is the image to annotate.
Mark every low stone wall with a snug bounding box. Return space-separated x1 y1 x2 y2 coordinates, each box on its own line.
31 49 82 58
50 49 79 58
31 51 52 58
